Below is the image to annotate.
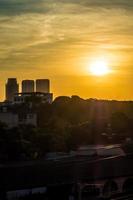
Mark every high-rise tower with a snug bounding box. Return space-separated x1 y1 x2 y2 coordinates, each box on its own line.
36 79 50 93
6 78 19 101
22 80 34 93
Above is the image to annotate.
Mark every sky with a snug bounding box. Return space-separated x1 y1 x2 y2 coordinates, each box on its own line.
0 0 133 100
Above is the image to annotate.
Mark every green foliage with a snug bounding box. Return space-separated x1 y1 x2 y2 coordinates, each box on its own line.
1 97 133 161
111 112 130 134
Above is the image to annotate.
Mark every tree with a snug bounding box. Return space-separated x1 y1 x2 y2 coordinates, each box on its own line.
111 112 130 135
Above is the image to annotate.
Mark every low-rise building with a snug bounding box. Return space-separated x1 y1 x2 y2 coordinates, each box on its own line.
0 106 37 128
0 112 18 128
14 92 53 104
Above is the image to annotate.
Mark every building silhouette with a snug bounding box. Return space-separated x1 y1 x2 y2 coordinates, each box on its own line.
22 80 34 93
14 92 53 104
6 78 19 101
36 79 50 93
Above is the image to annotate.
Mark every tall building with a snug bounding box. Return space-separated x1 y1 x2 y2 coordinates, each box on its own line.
36 79 50 93
6 78 19 102
22 80 34 93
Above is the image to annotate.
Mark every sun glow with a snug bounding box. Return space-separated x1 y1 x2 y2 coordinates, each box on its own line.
89 59 110 76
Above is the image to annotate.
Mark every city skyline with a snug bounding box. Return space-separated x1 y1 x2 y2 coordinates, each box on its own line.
5 78 51 101
0 0 133 100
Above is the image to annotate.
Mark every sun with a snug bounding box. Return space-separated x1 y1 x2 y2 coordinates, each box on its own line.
89 59 110 76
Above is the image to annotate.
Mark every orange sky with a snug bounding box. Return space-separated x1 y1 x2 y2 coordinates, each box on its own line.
0 0 133 101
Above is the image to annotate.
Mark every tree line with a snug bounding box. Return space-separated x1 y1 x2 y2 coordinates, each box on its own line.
0 96 133 161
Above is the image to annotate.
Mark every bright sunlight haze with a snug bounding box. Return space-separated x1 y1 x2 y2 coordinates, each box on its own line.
89 59 110 76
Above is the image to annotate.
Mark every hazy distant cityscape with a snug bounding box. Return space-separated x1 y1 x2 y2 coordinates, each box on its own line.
5 78 52 102
1 81 133 196
0 78 53 128
0 0 133 199
0 78 133 199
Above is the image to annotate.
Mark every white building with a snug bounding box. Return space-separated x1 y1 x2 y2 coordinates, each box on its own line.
0 112 37 128
0 112 18 128
13 92 53 104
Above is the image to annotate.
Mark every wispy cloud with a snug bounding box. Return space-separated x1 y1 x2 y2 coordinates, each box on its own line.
0 0 133 100
0 0 132 16
0 0 132 71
